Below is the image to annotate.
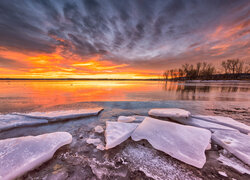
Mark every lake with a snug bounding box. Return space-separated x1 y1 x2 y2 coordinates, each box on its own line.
0 80 249 114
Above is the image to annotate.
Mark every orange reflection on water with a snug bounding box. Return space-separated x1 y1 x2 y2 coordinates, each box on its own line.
0 80 249 113
0 80 164 111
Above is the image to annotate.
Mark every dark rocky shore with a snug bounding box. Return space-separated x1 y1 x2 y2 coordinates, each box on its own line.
1 101 249 180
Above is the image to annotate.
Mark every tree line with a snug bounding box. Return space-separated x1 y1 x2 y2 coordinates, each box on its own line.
163 59 250 80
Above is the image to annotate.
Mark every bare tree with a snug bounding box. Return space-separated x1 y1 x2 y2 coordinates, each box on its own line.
178 68 184 78
221 59 244 74
170 69 174 79
196 62 202 76
163 70 169 79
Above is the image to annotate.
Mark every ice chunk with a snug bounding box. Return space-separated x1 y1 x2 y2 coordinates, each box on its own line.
218 171 227 177
0 114 48 133
86 138 102 145
105 121 139 149
117 115 146 123
14 108 103 122
149 108 190 118
94 126 104 133
193 115 250 134
121 143 202 180
131 117 211 168
0 132 72 180
171 116 238 132
206 142 211 150
217 154 250 175
212 130 250 166
96 144 105 151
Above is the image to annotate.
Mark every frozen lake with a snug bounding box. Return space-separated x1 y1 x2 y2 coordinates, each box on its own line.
0 80 249 180
0 80 249 114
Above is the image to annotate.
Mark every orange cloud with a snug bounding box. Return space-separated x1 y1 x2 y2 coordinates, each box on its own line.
0 48 159 79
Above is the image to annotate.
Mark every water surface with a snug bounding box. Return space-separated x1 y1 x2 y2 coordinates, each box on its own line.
0 80 249 113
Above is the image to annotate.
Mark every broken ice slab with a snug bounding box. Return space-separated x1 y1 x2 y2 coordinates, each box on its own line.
14 108 103 122
0 132 72 180
192 115 250 134
149 108 190 118
218 153 250 175
117 115 146 123
121 143 202 180
170 116 238 132
94 125 104 133
131 117 211 168
0 114 48 133
212 130 250 166
105 121 139 149
86 138 102 145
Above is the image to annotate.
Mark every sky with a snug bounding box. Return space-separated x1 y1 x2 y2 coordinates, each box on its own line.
0 0 249 79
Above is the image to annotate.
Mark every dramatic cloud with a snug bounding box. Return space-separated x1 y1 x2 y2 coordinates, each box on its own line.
0 0 249 78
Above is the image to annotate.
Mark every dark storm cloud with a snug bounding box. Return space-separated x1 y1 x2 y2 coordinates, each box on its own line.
0 0 249 69
0 57 29 69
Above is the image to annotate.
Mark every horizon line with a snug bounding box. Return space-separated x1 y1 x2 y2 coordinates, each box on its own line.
0 78 164 81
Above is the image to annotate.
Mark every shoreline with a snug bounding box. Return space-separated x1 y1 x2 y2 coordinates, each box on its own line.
1 101 249 179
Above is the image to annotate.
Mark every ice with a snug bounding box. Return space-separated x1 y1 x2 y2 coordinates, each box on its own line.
0 114 48 133
212 130 250 166
86 138 102 145
117 115 146 123
218 171 227 177
0 132 72 180
217 154 250 175
149 108 190 118
193 115 250 134
120 143 202 180
206 142 211 150
96 144 105 151
105 121 139 149
94 126 104 133
131 117 211 168
171 116 238 132
14 108 103 122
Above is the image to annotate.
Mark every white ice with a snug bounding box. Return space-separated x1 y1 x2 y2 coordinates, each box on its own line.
121 143 202 180
218 171 227 177
149 108 190 118
117 115 146 123
86 138 102 145
105 121 139 149
0 132 72 180
0 114 48 133
218 154 250 175
212 130 250 166
171 116 238 132
94 126 104 133
14 108 103 121
131 117 211 168
193 115 250 134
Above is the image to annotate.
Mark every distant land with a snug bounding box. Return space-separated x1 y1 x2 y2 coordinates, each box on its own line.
0 78 164 81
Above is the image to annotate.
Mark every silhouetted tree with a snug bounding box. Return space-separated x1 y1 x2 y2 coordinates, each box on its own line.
163 59 249 80
221 59 244 74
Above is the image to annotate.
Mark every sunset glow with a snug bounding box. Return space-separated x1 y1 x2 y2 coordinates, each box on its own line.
0 0 249 79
